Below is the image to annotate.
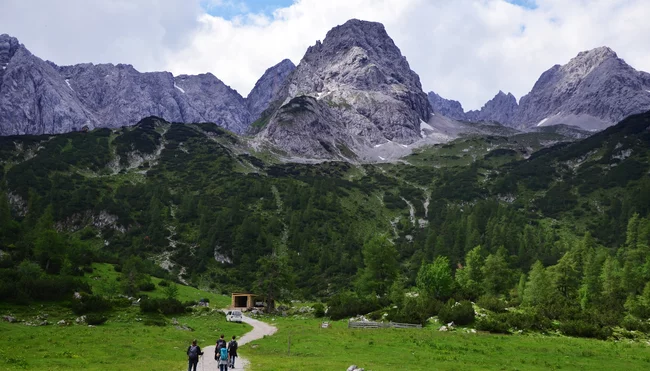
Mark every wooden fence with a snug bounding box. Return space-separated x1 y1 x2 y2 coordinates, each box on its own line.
348 320 422 329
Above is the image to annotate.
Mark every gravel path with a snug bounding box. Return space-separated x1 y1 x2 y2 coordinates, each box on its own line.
194 314 277 370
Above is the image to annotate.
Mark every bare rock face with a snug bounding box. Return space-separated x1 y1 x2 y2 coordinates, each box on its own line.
0 34 95 135
515 47 650 130
427 91 466 121
246 59 295 123
466 91 518 125
0 34 250 135
260 19 432 159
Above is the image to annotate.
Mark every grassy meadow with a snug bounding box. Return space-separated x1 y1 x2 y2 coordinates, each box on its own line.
244 317 650 371
0 264 250 370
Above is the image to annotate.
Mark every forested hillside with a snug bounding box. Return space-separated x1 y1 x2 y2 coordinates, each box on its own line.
1 112 650 336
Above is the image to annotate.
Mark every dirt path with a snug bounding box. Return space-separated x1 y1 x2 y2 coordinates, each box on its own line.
195 314 277 370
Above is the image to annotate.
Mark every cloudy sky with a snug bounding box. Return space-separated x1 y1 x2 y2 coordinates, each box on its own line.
1 0 649 110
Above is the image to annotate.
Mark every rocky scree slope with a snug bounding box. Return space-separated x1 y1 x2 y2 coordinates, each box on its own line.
257 19 433 160
428 47 650 131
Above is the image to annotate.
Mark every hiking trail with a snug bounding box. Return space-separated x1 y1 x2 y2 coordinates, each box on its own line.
194 313 277 370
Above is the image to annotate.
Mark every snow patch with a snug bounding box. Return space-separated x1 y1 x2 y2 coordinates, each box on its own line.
174 83 185 93
537 117 549 127
65 79 74 91
378 156 386 161
646 90 650 94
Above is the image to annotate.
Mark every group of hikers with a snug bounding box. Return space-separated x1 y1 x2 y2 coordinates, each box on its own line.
186 334 239 371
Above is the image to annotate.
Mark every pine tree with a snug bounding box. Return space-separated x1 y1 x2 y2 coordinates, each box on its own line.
523 261 554 307
356 234 398 296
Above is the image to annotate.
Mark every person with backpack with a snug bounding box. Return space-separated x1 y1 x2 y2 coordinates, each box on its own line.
186 339 203 371
228 335 238 368
217 344 229 371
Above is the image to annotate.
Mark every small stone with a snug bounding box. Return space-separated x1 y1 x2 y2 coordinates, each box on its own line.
3 315 17 323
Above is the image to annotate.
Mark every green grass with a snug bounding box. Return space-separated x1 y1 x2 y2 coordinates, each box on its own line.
244 317 650 371
0 263 246 370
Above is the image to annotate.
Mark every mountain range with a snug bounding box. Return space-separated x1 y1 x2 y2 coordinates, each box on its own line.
2 19 650 160
429 47 650 131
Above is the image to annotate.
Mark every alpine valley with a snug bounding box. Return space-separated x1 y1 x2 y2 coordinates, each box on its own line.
3 19 650 359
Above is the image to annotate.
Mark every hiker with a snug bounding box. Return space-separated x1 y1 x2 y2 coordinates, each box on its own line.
216 334 227 354
186 339 203 371
217 343 229 371
228 335 238 368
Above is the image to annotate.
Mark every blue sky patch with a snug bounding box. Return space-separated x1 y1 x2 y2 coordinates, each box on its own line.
201 0 295 19
505 0 538 9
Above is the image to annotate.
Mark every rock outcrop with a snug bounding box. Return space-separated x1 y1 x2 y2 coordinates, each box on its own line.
427 92 466 121
259 19 432 159
466 91 518 125
246 59 295 123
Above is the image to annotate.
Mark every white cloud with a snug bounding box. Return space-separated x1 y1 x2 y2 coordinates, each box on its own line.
2 0 650 110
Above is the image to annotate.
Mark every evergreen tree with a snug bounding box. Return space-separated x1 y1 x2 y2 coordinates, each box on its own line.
356 235 398 296
481 248 510 296
523 261 554 307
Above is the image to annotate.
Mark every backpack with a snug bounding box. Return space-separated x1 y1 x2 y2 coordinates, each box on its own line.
217 339 227 349
188 345 199 360
229 340 238 352
220 347 228 361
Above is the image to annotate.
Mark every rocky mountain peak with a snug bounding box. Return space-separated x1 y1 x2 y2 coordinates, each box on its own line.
259 19 432 160
0 34 21 64
246 59 296 123
427 91 466 121
465 90 518 125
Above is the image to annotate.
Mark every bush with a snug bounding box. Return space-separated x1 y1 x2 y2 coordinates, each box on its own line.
326 292 382 320
86 314 108 325
140 298 186 315
477 295 507 313
158 280 169 287
438 300 475 326
313 303 325 318
559 320 611 340
475 316 510 334
71 294 113 315
386 296 442 326
621 316 650 333
139 282 156 292
144 317 167 326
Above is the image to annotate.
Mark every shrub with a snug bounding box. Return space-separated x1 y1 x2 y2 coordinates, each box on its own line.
86 314 108 325
477 295 507 313
326 292 382 320
438 300 475 326
139 282 156 292
313 303 325 318
140 298 186 315
158 280 169 287
621 316 650 333
144 317 167 326
71 294 113 315
475 316 510 334
559 320 611 340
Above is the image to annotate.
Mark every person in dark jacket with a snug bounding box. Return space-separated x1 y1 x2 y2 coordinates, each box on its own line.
186 339 203 371
228 335 238 368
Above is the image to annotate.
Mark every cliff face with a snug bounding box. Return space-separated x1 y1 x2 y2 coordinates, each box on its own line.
246 59 296 124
